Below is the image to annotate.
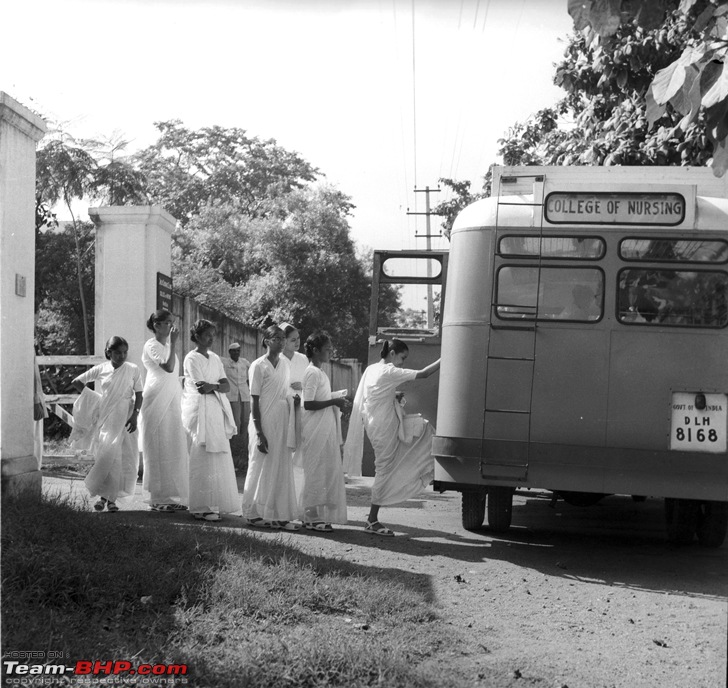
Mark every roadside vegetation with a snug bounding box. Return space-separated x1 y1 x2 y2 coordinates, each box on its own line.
2 492 463 688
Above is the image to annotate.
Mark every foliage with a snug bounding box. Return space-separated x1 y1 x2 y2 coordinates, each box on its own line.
432 177 489 238
567 0 728 174
499 8 718 169
173 185 386 361
34 122 385 364
135 120 319 225
34 220 95 352
36 130 148 355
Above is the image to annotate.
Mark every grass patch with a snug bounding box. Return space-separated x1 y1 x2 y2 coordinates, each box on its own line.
2 492 462 687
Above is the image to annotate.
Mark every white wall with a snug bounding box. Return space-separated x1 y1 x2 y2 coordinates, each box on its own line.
0 92 46 494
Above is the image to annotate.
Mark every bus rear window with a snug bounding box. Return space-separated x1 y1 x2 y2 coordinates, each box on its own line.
618 269 728 327
499 236 604 259
620 239 728 263
496 267 603 322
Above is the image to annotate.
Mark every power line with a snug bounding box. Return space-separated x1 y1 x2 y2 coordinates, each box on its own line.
411 0 418 190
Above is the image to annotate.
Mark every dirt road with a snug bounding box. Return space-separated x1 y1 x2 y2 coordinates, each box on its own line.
43 471 727 687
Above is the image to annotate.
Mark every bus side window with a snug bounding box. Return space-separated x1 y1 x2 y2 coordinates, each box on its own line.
618 268 728 327
496 267 603 322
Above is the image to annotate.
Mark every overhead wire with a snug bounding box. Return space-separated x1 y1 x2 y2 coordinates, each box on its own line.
392 0 412 248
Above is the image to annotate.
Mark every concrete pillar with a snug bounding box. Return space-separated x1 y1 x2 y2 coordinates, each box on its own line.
0 93 47 496
88 206 176 372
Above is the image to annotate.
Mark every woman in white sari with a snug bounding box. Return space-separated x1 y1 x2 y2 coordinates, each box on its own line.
343 339 440 536
182 319 240 522
140 309 189 512
71 336 143 512
298 332 350 532
242 325 301 531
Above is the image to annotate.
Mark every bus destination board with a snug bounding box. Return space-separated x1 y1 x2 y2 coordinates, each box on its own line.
545 192 685 226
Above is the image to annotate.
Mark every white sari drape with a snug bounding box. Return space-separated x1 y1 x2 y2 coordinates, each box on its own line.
140 338 189 505
343 361 434 506
298 364 347 524
242 355 299 521
182 351 240 514
73 362 142 501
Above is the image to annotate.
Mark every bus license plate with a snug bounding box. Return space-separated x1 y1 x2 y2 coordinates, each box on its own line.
670 392 727 453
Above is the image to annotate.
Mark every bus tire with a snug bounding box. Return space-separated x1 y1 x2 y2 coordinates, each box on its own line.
461 491 486 531
487 486 514 533
696 501 728 548
664 498 699 545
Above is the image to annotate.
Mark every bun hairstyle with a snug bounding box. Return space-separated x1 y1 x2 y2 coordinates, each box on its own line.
280 322 298 337
262 325 283 347
146 309 172 332
379 338 409 360
304 332 331 359
104 335 129 359
190 319 216 343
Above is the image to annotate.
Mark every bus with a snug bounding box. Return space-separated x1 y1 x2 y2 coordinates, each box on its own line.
431 165 728 547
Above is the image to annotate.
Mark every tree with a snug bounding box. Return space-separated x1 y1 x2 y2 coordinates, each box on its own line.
36 130 151 355
498 6 718 169
432 176 491 238
567 0 728 174
36 138 98 354
172 184 387 361
35 220 95 356
135 120 319 225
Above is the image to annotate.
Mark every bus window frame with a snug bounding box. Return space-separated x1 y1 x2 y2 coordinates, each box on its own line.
616 267 728 329
494 264 606 323
498 234 606 260
618 236 728 264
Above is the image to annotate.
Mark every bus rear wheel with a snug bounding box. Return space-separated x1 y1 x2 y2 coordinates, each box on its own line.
461 491 486 531
487 486 514 533
696 501 728 548
664 498 700 545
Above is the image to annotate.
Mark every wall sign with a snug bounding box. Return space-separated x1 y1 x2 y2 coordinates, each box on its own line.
157 272 173 311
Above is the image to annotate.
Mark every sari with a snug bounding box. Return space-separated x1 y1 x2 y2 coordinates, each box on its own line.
140 338 189 505
343 361 434 505
73 362 142 501
182 351 240 515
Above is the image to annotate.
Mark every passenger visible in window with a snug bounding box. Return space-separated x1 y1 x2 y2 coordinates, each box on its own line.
561 284 600 321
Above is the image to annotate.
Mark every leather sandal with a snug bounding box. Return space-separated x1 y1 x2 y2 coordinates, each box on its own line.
106 502 119 513
244 517 271 528
304 521 334 532
193 512 221 522
364 520 394 537
271 520 302 531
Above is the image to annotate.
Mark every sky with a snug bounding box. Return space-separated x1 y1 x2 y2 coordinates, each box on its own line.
2 0 574 255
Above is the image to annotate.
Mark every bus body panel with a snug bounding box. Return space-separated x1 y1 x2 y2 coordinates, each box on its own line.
434 166 728 506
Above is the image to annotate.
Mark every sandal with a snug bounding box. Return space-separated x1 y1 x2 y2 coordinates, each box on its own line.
364 520 394 537
169 503 188 511
106 502 119 513
193 512 221 522
150 504 176 513
271 520 302 531
304 521 334 532
94 498 107 512
245 517 272 529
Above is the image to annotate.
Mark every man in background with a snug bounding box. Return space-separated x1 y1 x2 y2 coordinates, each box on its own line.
223 343 251 473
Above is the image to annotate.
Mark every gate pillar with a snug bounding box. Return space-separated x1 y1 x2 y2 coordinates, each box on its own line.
89 206 176 372
0 93 47 496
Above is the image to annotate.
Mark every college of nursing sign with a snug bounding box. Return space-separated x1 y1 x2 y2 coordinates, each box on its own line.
545 192 686 226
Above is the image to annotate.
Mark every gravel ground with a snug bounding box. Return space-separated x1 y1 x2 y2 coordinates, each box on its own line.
41 469 727 688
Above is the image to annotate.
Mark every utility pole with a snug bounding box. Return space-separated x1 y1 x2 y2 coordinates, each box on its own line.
407 185 442 328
